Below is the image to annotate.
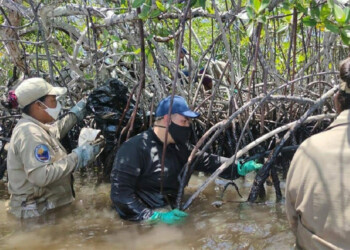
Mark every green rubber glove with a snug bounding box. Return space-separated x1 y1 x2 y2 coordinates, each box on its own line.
69 99 87 121
148 209 188 225
237 160 263 176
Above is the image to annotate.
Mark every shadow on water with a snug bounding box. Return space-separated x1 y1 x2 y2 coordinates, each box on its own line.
0 173 294 250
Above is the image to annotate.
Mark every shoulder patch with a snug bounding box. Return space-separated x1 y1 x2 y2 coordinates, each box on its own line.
34 144 51 163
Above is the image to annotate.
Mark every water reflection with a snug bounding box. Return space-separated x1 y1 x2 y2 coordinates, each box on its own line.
0 174 294 249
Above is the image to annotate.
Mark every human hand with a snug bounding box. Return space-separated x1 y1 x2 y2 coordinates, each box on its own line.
237 160 263 176
69 99 87 121
72 138 104 169
148 208 188 225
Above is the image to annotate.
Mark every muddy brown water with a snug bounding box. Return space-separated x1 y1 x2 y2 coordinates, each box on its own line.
0 173 294 249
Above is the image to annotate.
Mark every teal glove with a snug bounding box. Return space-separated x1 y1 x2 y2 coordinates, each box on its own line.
148 209 188 225
72 141 103 169
237 160 263 176
69 99 86 121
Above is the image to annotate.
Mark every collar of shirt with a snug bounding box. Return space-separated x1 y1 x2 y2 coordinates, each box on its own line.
22 113 51 133
328 109 350 130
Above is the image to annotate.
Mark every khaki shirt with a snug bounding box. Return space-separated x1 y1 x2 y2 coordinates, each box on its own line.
285 110 350 249
7 113 79 218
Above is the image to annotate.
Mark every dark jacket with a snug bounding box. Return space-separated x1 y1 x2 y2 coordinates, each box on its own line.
110 128 239 221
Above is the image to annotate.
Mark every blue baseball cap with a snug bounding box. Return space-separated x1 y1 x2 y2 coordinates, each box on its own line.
155 95 200 118
181 47 188 55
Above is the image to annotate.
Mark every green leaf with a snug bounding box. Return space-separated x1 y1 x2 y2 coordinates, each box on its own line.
340 30 350 45
345 7 350 23
147 49 154 67
257 15 267 24
8 69 13 78
310 5 320 19
246 6 255 19
324 20 339 33
237 11 249 20
206 7 214 14
282 1 291 10
149 9 161 18
190 0 197 7
296 3 307 14
134 48 141 54
199 0 206 9
258 0 269 14
334 4 346 24
327 0 334 9
276 24 288 33
320 4 332 22
155 0 165 11
138 4 151 20
297 54 305 63
132 0 145 8
302 16 317 27
252 0 261 13
111 35 120 41
247 22 254 37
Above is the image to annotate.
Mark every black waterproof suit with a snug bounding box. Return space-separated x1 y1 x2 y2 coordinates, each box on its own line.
110 128 240 221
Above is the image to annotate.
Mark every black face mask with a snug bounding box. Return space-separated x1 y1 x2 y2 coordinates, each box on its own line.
168 121 191 145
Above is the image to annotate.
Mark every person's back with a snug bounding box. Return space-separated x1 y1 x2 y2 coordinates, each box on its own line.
286 110 350 249
286 58 350 249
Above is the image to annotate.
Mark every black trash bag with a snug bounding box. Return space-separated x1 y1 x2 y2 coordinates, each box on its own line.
87 78 143 181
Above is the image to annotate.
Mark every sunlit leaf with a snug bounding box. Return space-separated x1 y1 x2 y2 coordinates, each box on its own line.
282 9 292 23
206 7 215 14
258 0 269 14
334 4 346 24
327 0 334 9
297 54 305 63
155 1 165 11
320 4 331 22
237 11 249 20
134 48 141 54
252 0 261 13
132 0 145 8
146 49 154 67
247 22 254 37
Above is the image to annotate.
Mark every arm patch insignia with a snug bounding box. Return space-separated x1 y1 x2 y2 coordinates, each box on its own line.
34 144 51 163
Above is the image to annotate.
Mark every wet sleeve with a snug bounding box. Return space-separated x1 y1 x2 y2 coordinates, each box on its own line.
285 149 301 235
50 113 77 140
110 143 153 221
194 152 240 180
16 126 78 187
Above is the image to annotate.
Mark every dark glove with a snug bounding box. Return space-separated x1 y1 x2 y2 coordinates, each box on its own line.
237 160 263 176
148 209 188 225
72 138 104 169
69 99 86 121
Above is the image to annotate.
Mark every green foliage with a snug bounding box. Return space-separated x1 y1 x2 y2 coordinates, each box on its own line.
132 0 145 8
